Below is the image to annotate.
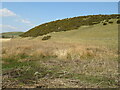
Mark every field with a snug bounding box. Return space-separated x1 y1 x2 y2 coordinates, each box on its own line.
2 21 119 88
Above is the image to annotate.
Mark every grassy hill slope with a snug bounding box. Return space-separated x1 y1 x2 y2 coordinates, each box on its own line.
20 14 119 37
33 20 118 50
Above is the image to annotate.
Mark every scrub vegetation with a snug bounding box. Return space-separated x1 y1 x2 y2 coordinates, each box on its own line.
20 14 119 37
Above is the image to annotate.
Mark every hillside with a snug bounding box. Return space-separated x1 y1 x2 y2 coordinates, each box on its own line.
32 19 118 49
20 14 120 37
1 32 24 38
2 15 119 88
2 22 118 88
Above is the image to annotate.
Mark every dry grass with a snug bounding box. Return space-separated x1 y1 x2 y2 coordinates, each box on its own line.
0 38 11 43
2 38 117 59
2 38 118 88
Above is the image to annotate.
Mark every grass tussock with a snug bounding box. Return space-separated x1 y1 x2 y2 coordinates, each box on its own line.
2 39 117 60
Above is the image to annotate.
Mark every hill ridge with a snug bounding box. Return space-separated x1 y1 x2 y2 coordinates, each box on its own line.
20 14 120 37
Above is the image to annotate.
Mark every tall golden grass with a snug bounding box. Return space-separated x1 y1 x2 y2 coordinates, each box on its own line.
2 38 117 60
2 38 118 88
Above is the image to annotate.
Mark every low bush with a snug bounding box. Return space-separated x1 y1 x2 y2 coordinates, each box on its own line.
116 16 120 19
42 35 51 40
103 22 107 25
108 21 113 24
2 35 11 38
105 19 109 22
117 20 120 24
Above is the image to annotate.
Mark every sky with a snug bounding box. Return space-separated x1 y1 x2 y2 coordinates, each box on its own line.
0 2 118 33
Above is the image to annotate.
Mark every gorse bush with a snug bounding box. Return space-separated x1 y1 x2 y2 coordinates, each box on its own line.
108 21 113 24
2 35 12 38
42 35 51 40
103 22 107 25
20 14 120 37
117 20 120 24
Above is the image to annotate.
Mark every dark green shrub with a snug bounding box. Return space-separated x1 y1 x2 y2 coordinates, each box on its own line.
103 22 107 25
117 16 120 19
2 35 5 38
108 21 113 24
117 20 120 24
2 35 11 38
105 19 109 22
42 35 51 40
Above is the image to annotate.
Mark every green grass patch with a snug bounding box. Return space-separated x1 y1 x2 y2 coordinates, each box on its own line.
60 73 118 87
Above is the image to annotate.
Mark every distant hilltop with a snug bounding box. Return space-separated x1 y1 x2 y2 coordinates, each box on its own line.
1 32 24 38
20 14 120 37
